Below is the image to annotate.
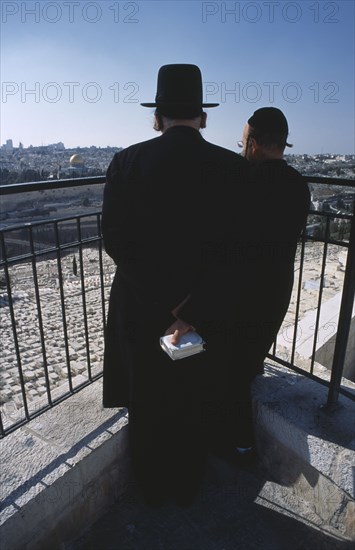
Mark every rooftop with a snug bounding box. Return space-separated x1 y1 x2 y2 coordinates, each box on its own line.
0 175 354 549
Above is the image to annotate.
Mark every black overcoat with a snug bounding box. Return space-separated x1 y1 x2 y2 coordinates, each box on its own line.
241 159 311 360
178 159 311 378
101 126 247 498
102 126 247 409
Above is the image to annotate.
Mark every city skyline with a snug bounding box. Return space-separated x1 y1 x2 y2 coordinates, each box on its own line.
1 1 354 154
2 139 355 156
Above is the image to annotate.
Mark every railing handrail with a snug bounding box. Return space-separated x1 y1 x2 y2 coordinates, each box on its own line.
0 174 354 196
0 176 106 195
0 210 102 234
301 175 355 187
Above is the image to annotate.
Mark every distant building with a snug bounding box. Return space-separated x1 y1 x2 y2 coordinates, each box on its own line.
51 142 65 151
2 139 13 151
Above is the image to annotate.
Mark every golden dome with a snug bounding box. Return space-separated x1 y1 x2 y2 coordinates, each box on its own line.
69 154 84 166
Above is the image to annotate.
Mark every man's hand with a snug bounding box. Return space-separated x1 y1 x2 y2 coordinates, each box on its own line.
164 318 195 345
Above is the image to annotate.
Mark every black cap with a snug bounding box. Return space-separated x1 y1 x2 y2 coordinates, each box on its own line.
248 107 292 147
141 64 219 119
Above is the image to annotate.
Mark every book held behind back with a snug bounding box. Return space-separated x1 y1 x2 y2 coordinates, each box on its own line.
160 331 206 361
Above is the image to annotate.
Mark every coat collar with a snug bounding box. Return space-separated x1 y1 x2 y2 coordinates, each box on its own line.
162 125 203 139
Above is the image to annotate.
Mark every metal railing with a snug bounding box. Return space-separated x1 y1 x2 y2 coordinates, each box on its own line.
267 178 355 407
0 175 354 437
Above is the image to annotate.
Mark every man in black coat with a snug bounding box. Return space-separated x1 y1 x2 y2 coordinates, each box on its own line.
236 108 310 367
231 108 311 454
102 64 247 505
177 108 311 462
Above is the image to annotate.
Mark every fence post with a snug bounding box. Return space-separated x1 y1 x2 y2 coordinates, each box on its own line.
326 200 355 408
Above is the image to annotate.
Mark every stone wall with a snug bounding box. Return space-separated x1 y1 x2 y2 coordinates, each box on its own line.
0 380 130 550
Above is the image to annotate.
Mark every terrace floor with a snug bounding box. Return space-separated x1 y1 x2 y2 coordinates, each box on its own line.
67 452 353 550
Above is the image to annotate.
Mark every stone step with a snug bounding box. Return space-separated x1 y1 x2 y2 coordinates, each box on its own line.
66 456 353 550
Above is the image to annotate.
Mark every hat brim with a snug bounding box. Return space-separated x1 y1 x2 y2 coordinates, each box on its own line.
140 102 219 108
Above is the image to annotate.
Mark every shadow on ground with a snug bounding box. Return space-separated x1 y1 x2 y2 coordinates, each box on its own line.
66 453 353 550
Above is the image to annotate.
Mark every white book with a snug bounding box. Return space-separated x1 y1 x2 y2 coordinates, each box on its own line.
160 331 206 361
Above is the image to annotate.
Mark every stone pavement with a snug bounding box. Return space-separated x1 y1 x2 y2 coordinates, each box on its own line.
66 454 353 550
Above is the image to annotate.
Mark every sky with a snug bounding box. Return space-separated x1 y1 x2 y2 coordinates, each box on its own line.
1 0 354 154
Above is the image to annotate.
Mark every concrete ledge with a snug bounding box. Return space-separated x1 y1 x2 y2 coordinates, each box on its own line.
253 363 355 540
277 292 355 382
1 365 354 548
0 380 129 550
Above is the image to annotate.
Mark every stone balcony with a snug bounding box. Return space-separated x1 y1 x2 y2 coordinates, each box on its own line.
1 176 354 548
1 363 354 550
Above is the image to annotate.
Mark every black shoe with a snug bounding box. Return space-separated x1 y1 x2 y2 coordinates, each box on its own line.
139 483 170 508
143 492 169 508
231 446 258 467
174 495 195 507
173 488 198 507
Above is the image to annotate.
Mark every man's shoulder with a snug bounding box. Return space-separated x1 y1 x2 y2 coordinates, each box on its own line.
250 160 310 199
107 136 163 172
112 133 246 168
282 161 304 180
282 162 310 196
251 159 302 182
114 136 160 158
203 139 247 164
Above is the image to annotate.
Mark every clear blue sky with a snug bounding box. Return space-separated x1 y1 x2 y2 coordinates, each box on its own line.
1 0 354 154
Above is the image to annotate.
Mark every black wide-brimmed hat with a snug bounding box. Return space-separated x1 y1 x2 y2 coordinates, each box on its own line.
141 64 219 119
248 107 292 147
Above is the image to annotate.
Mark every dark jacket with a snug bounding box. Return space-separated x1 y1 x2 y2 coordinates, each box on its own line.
242 159 310 333
102 126 247 407
178 158 311 375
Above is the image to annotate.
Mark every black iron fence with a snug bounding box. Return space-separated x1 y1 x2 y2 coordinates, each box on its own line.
267 178 355 408
0 175 354 437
